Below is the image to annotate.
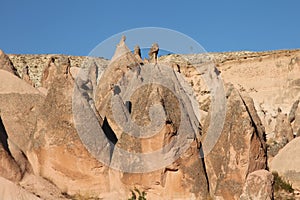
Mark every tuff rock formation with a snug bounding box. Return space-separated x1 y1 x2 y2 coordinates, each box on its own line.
204 85 267 199
148 43 159 63
240 170 274 200
270 137 300 190
0 43 299 199
268 109 294 157
0 177 41 200
0 114 22 182
289 99 300 137
93 37 210 199
0 49 19 76
215 50 300 151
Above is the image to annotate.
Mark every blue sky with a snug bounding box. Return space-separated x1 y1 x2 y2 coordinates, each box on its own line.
1 0 300 57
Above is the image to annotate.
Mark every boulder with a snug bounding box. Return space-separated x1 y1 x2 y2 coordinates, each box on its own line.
204 85 267 200
240 170 274 200
270 137 300 190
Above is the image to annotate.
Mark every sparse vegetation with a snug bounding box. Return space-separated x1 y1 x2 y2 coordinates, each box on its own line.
128 188 147 200
62 192 101 200
273 171 294 193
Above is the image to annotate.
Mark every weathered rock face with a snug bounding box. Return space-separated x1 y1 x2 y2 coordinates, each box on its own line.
0 49 19 76
274 110 294 142
204 85 267 200
240 170 274 200
215 50 300 148
2 46 300 199
7 53 104 87
0 69 46 185
29 57 111 196
270 137 300 190
0 177 41 200
0 69 44 158
0 56 68 198
0 115 22 182
268 110 294 157
289 99 300 137
170 51 299 195
92 38 210 199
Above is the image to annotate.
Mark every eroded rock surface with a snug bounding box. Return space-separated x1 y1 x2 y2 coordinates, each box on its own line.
92 38 210 199
270 137 300 190
0 115 22 182
0 177 41 200
240 170 274 200
204 85 267 199
0 49 19 76
1 45 300 199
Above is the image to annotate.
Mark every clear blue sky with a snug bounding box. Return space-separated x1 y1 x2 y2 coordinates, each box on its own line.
1 0 300 56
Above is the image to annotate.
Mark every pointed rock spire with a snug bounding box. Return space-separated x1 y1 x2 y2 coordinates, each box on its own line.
148 43 159 63
111 35 131 62
22 66 34 86
134 45 144 65
0 49 19 77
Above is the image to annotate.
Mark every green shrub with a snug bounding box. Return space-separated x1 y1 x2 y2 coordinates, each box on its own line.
128 188 147 200
273 171 294 193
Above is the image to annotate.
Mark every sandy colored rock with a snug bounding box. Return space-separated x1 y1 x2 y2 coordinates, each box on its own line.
94 36 140 121
7 139 33 176
216 50 300 140
93 38 210 199
19 174 68 200
288 100 299 123
30 58 111 197
0 49 19 76
0 70 45 182
134 45 144 64
240 169 274 200
0 70 45 153
270 137 300 190
268 109 295 157
0 70 40 95
148 43 159 63
22 66 34 86
0 177 41 200
40 56 79 94
1 47 299 199
275 110 294 142
0 116 22 182
7 53 108 87
204 85 267 200
290 99 300 136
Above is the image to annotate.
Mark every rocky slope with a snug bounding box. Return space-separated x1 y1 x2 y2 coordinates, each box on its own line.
0 42 299 199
